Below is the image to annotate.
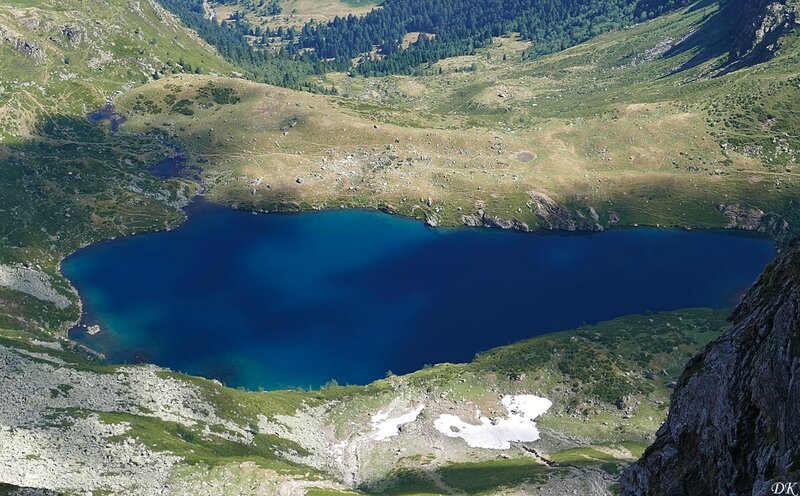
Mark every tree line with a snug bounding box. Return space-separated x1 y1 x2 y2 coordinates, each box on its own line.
159 0 690 81
155 0 345 90
283 0 689 75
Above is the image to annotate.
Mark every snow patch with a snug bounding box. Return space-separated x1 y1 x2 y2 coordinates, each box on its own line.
371 404 425 440
433 395 552 449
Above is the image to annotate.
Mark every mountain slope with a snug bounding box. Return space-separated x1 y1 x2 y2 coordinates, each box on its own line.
291 0 694 73
0 0 234 332
0 0 234 140
114 0 800 245
0 308 730 495
618 1 800 492
620 238 800 494
0 0 799 494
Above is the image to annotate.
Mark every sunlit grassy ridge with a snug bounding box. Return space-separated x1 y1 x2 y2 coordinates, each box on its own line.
116 0 800 245
0 0 235 141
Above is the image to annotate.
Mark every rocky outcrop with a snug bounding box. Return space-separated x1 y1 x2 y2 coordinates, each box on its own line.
0 26 45 62
730 0 799 63
716 203 790 237
481 214 530 231
0 264 71 310
620 238 800 495
461 203 530 231
527 191 603 232
58 25 85 45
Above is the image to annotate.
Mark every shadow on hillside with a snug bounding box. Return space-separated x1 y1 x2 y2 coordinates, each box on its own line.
361 462 553 495
0 482 64 495
663 0 795 76
0 111 196 332
661 0 739 73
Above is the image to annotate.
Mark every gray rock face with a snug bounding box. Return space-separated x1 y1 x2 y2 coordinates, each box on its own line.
0 26 46 62
730 0 798 63
58 24 85 45
460 208 530 231
0 264 71 310
716 203 790 237
620 238 800 496
527 191 603 232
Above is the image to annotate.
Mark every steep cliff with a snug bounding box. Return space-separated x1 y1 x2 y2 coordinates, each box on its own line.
620 239 800 495
729 0 798 63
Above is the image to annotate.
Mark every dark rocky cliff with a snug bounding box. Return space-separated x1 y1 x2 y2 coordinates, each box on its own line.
620 239 800 495
729 0 798 63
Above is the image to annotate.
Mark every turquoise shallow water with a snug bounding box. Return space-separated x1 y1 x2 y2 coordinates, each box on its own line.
63 200 776 390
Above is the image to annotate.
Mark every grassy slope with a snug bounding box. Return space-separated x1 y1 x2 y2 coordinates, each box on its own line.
0 0 235 140
115 0 800 246
0 0 235 331
0 307 730 494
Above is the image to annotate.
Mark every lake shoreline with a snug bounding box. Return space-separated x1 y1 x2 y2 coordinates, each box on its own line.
61 200 777 390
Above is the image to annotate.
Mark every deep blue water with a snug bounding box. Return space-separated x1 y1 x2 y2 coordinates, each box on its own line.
88 105 126 133
63 200 776 390
150 153 202 180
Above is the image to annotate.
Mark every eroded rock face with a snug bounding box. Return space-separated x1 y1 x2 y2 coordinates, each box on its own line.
527 191 603 232
58 25 85 45
0 14 57 62
460 202 530 231
716 203 790 237
0 26 46 61
730 0 799 62
620 238 800 496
